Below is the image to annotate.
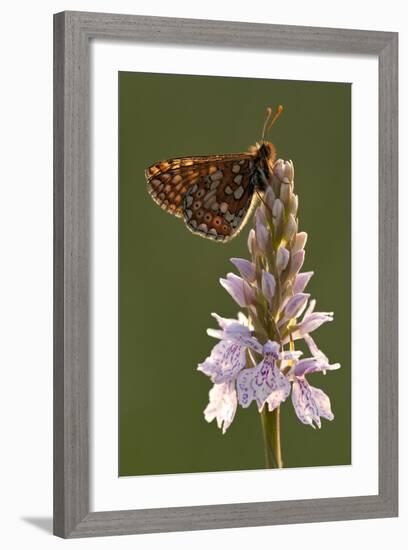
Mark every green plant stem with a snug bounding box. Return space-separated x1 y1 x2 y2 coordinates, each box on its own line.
260 405 283 469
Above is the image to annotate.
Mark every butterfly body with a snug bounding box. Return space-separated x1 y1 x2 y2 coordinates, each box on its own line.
145 140 276 242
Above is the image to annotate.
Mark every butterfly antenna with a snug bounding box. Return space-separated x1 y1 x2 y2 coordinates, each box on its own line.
261 107 273 141
266 105 284 134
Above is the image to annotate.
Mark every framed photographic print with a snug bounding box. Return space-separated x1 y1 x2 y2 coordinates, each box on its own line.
53 11 398 538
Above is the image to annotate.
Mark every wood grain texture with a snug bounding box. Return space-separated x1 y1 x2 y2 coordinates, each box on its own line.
53 11 398 538
53 11 90 537
378 34 398 513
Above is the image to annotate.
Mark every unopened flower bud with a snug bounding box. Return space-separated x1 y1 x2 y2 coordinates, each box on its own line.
285 293 310 319
288 250 305 279
288 194 298 216
272 198 284 230
261 270 276 306
255 207 270 252
255 205 267 227
280 183 291 204
283 213 297 242
274 159 285 181
247 228 256 255
292 232 308 253
256 223 269 252
284 160 294 183
276 246 290 272
220 273 256 308
230 258 256 283
264 187 276 210
293 271 314 294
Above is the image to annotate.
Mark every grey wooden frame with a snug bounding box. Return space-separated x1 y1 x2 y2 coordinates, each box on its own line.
53 10 398 538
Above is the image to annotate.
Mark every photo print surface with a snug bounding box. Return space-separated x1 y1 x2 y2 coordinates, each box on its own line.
119 72 351 476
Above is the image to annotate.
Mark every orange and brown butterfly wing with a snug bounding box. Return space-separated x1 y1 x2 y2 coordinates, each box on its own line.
182 157 258 242
145 154 257 241
145 156 217 218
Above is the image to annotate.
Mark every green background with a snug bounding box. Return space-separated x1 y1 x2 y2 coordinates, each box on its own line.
119 72 351 476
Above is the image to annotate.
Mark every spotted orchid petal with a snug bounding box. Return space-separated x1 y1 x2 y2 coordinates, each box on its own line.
203 381 237 434
236 349 290 411
293 357 341 377
291 378 334 428
198 339 248 384
206 322 256 346
266 382 291 412
302 334 340 374
262 340 280 355
220 273 255 308
292 358 319 377
222 326 263 354
262 340 302 362
231 258 256 283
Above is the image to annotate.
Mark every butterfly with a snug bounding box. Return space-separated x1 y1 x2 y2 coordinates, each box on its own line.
145 106 283 242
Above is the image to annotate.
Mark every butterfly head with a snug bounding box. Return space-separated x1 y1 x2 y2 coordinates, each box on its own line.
258 141 276 160
252 105 283 178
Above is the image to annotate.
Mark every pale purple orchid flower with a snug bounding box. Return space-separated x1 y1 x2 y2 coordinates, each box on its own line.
203 380 237 434
198 308 339 432
279 271 314 314
236 341 301 412
281 292 310 322
198 313 262 384
198 313 261 432
230 258 256 283
197 158 340 443
291 299 334 340
293 271 314 294
199 314 303 431
220 273 256 308
302 333 339 375
288 358 340 428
